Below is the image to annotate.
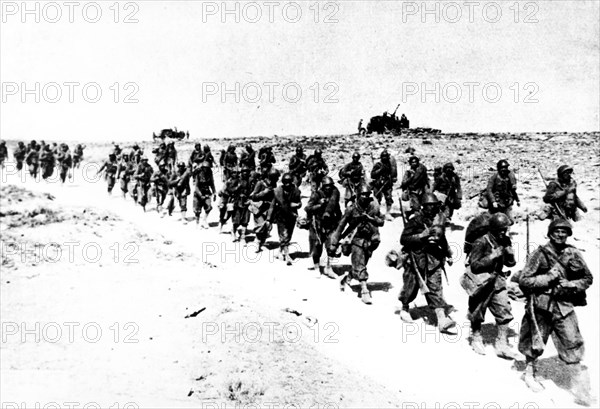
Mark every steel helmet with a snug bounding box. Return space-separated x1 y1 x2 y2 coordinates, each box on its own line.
489 213 511 230
200 161 211 168
322 176 335 186
268 168 281 181
177 161 186 169
352 152 361 160
557 165 573 177
443 163 455 171
421 193 441 205
497 160 510 170
281 173 293 184
380 150 390 159
547 218 573 237
357 184 372 196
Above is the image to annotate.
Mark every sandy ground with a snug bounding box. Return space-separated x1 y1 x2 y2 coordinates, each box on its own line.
1 132 599 408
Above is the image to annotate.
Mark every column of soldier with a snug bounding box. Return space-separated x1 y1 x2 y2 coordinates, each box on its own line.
1 140 86 182
0 138 593 406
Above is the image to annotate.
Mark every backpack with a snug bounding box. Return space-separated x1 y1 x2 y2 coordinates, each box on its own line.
464 212 492 256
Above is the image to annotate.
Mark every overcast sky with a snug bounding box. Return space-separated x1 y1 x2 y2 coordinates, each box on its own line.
1 0 599 141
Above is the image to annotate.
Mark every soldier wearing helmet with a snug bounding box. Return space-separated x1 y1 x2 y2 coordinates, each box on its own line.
26 143 41 178
269 173 302 265
306 148 329 191
466 212 521 360
221 145 238 181
288 146 307 187
329 183 385 304
218 166 240 232
432 162 463 221
152 142 168 169
370 149 398 220
151 163 171 213
189 143 204 167
116 153 136 199
485 159 520 223
249 167 280 252
339 151 366 207
230 165 254 242
191 160 216 228
164 162 191 222
97 153 120 194
56 143 72 183
517 219 593 404
164 141 178 170
239 144 256 171
134 156 154 211
400 155 430 213
39 144 56 180
13 141 27 172
541 164 587 221
399 192 454 332
304 175 342 278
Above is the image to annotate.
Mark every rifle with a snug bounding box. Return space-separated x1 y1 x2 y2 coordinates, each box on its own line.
398 195 430 295
468 189 486 200
537 167 567 219
391 103 400 117
525 215 545 353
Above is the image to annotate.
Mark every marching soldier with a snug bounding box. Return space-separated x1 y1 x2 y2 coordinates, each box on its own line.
288 146 307 187
13 142 26 171
129 144 142 166
258 145 276 168
192 161 216 229
72 144 86 168
269 173 302 265
117 153 136 199
218 168 240 232
134 157 154 211
486 160 520 223
398 193 455 332
151 164 171 213
231 167 253 242
432 162 462 222
97 153 119 194
541 165 587 221
339 152 365 207
165 142 178 170
517 219 594 405
371 149 398 221
152 142 167 168
166 162 191 221
26 144 40 178
401 156 429 212
250 168 280 253
329 184 384 304
202 145 215 168
306 149 329 191
239 144 256 170
467 213 521 360
305 176 341 278
222 145 238 181
57 144 72 183
40 145 56 179
189 143 204 167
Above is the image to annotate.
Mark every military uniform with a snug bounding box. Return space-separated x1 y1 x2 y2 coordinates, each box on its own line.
73 145 85 168
117 158 136 198
432 163 462 220
26 147 40 177
370 152 397 217
231 171 253 241
541 165 587 221
40 147 55 179
151 167 170 211
0 142 7 167
134 160 154 209
192 163 216 227
57 147 72 183
99 157 119 193
339 158 365 206
166 165 191 218
13 143 26 171
486 161 519 222
289 151 307 187
330 189 384 303
306 152 329 191
250 175 276 250
399 211 451 312
305 180 341 275
270 176 302 264
401 158 429 211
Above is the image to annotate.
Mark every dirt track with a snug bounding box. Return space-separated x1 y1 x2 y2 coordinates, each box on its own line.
1 133 599 408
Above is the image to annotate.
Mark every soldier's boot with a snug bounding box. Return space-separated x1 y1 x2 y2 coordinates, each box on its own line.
322 262 336 279
385 203 393 221
360 281 372 305
308 260 320 271
284 246 292 266
201 213 209 229
494 324 523 360
219 222 225 233
470 330 486 355
435 308 456 333
232 227 238 242
339 274 351 292
181 211 188 224
240 227 247 242
522 360 544 393
195 214 201 228
399 306 413 323
570 363 596 407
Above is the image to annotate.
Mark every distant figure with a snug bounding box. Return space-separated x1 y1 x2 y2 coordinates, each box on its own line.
540 165 587 221
400 113 410 129
486 160 520 224
358 119 366 136
0 141 8 168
